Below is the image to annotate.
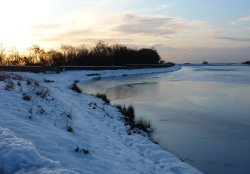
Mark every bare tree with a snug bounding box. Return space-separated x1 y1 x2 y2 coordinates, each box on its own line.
91 41 112 57
28 45 46 63
76 44 89 57
0 43 6 65
9 47 21 65
61 44 77 62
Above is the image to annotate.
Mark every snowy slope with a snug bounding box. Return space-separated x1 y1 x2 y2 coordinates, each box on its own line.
0 66 202 174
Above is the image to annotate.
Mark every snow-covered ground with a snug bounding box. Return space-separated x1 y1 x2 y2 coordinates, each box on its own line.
0 66 202 174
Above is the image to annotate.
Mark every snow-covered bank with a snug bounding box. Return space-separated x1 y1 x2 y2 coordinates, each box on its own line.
0 66 202 174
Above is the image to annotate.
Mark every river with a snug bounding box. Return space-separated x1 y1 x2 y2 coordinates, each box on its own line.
78 65 250 174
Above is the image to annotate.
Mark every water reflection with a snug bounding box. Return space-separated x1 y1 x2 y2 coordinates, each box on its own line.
79 66 250 174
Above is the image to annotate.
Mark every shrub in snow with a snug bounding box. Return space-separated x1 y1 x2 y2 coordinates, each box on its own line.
74 146 89 155
124 106 135 123
93 77 101 80
95 93 110 104
70 81 81 93
4 80 15 91
28 108 33 119
17 81 21 86
86 73 101 76
44 79 54 83
116 105 153 134
67 126 73 132
26 79 32 85
23 93 31 101
88 102 97 109
135 118 152 133
35 86 50 99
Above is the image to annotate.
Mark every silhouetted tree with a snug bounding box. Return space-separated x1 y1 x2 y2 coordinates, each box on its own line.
159 60 165 64
8 47 21 65
91 41 111 57
0 41 165 66
137 48 161 64
28 45 46 64
73 45 90 65
0 44 6 65
61 44 77 64
112 44 131 65
48 49 64 66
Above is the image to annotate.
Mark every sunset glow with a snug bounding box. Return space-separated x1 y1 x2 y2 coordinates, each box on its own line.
0 0 51 49
0 0 250 62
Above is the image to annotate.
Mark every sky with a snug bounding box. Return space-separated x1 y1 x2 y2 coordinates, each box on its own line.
0 0 250 63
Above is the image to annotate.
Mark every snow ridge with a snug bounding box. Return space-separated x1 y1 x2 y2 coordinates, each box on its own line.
0 127 76 174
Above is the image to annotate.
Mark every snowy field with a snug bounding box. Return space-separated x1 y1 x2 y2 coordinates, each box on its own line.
0 66 201 174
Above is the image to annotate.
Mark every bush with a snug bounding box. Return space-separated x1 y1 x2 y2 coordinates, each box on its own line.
4 81 15 91
149 136 159 145
67 126 73 132
70 81 81 93
44 79 54 83
123 106 135 123
74 146 90 155
115 104 124 112
86 73 101 76
0 75 6 81
35 86 49 99
26 80 32 85
135 118 151 133
23 93 31 101
115 104 152 134
95 93 110 104
115 105 135 122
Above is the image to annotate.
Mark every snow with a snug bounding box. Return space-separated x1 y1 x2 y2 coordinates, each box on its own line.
0 127 76 174
0 66 202 174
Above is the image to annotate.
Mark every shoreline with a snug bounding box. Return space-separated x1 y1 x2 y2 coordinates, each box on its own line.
0 66 202 174
0 63 175 73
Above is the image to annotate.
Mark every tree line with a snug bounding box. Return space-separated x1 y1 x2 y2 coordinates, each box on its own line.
0 41 165 66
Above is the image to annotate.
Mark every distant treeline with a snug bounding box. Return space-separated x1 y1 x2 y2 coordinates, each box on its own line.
242 61 250 65
0 41 166 66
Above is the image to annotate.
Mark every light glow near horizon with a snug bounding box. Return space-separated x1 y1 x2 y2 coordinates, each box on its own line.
0 0 250 63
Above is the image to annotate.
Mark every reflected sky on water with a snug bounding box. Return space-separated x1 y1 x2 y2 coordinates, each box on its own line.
79 65 250 174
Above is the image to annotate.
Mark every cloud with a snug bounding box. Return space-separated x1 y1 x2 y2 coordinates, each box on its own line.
229 16 250 26
114 14 217 39
229 22 238 26
157 3 175 9
215 36 250 42
32 13 210 43
33 27 133 45
239 16 250 22
39 35 133 44
114 14 190 38
30 12 216 51
32 23 63 30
